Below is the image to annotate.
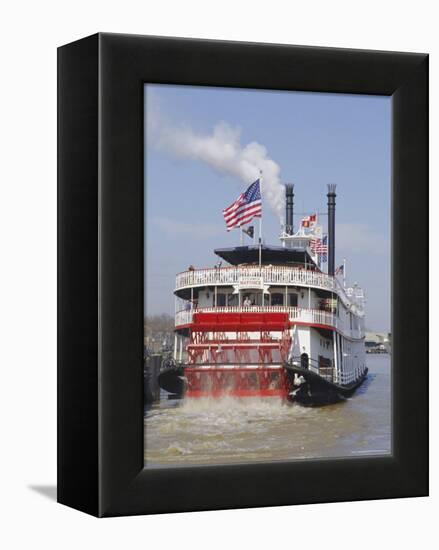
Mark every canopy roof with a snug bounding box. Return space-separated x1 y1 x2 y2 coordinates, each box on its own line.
214 244 319 268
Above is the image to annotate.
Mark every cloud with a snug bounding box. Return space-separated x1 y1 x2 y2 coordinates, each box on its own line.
152 216 223 240
336 223 390 256
146 92 286 221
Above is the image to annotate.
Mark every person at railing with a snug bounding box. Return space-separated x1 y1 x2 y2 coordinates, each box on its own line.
243 296 252 307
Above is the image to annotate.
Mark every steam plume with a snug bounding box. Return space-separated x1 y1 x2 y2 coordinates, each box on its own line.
147 98 285 221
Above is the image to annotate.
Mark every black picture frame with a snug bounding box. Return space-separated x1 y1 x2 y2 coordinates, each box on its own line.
58 33 428 517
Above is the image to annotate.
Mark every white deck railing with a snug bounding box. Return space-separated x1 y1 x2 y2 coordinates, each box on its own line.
175 306 335 329
175 305 364 340
176 266 335 291
174 265 360 308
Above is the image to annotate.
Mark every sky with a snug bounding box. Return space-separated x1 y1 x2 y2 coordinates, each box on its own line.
144 84 391 332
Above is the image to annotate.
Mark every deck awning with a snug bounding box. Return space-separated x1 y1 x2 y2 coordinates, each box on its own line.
214 244 318 268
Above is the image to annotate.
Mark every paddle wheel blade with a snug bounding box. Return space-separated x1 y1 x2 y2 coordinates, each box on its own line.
183 312 292 399
185 366 289 398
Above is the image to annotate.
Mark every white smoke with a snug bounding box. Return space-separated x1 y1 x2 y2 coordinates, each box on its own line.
147 96 285 221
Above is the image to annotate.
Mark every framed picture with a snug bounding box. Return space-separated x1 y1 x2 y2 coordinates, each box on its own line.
58 33 428 517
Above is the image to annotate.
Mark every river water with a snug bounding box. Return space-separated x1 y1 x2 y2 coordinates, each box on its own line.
144 354 391 467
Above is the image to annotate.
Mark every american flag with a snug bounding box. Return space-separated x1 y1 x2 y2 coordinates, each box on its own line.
310 235 328 262
223 179 262 231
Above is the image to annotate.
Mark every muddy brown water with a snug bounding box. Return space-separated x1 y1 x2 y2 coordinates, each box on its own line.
144 354 391 467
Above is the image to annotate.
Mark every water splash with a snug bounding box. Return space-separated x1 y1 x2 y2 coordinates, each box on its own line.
144 356 391 466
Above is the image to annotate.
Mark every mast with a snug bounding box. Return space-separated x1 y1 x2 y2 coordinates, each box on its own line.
327 184 337 276
259 172 263 267
285 183 294 235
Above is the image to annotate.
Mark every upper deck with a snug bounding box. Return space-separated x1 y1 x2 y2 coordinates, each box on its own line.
175 264 364 313
213 244 317 267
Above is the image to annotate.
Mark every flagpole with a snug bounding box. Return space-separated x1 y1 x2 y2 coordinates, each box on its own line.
259 172 263 268
343 258 346 287
259 217 262 267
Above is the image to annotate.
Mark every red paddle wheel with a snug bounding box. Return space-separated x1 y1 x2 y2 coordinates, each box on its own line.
184 312 291 398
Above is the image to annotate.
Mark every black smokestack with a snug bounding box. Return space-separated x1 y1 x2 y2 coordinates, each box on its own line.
285 184 294 235
327 184 336 275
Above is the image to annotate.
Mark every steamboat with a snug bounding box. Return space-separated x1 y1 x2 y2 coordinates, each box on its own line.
159 183 367 405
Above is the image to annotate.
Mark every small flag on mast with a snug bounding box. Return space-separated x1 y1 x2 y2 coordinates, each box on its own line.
301 213 317 228
335 264 344 275
242 225 254 239
223 179 262 231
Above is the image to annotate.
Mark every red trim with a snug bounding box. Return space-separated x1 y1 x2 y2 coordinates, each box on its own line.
185 366 285 373
188 342 281 348
191 311 290 332
186 389 288 398
291 321 334 331
175 320 335 331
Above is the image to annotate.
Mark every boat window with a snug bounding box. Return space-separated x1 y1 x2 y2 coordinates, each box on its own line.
242 293 253 307
288 293 298 307
216 293 226 307
271 293 284 306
